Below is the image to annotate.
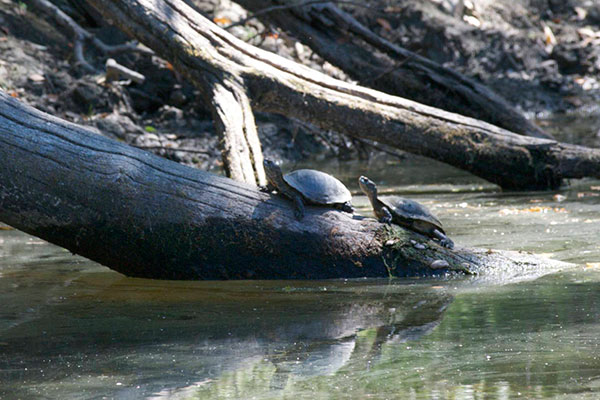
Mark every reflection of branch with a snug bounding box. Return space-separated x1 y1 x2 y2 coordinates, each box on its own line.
225 0 371 29
31 0 153 73
133 145 212 155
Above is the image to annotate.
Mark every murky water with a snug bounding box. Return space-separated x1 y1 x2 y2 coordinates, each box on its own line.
2 149 600 398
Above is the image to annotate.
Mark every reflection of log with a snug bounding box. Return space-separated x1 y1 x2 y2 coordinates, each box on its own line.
84 0 600 190
233 1 553 140
0 271 451 393
0 92 571 279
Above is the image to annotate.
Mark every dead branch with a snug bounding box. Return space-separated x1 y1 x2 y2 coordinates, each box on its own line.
235 0 553 139
105 58 145 83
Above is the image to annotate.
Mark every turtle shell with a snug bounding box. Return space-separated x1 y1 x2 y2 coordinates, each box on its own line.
380 196 445 233
284 169 352 205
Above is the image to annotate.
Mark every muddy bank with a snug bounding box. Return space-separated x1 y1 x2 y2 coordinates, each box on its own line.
349 0 600 131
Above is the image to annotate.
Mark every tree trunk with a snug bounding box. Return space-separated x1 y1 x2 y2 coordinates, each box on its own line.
84 0 600 190
232 1 553 140
0 91 570 280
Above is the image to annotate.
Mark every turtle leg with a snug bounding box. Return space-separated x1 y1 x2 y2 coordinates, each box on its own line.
379 206 393 224
341 201 354 214
259 183 276 193
432 229 454 249
292 194 305 220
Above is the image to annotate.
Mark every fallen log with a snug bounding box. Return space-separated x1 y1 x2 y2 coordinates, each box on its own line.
232 0 553 140
0 91 570 279
83 0 600 190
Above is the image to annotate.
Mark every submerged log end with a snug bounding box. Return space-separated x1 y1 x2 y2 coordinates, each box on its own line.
374 225 477 277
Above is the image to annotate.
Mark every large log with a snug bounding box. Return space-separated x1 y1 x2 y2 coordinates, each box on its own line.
84 0 600 190
0 91 570 280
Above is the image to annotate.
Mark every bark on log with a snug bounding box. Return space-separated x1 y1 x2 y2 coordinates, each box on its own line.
232 1 553 139
84 0 600 190
0 91 570 280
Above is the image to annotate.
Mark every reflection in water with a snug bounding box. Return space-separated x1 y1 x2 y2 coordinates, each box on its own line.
1 155 600 399
158 272 600 400
0 236 451 399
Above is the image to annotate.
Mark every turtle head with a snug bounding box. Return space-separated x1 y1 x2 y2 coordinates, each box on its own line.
263 159 283 186
358 176 378 198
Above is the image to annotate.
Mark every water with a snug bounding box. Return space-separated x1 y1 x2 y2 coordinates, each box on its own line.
1 154 600 398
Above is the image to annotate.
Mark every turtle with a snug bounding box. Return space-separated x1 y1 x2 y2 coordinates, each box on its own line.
262 159 354 220
358 176 454 249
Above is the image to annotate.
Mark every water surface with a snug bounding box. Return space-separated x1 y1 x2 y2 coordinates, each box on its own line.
1 154 600 399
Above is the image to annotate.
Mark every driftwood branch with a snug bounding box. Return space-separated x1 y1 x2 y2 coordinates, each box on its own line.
105 58 145 83
0 91 571 280
207 78 267 185
234 0 552 140
83 0 600 190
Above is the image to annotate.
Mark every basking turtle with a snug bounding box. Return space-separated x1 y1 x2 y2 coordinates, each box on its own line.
262 159 354 220
358 176 454 248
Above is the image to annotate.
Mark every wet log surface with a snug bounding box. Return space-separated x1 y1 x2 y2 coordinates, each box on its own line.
83 0 600 190
0 92 571 280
